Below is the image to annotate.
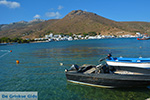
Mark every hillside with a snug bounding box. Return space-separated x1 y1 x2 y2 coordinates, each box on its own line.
0 10 150 39
0 19 45 31
0 19 57 38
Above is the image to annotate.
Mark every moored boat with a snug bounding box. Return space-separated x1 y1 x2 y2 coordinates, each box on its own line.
0 43 7 46
65 64 150 88
137 35 150 40
106 56 150 74
137 37 150 40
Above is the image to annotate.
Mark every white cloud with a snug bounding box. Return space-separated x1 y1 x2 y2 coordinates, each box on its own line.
50 8 54 10
58 5 63 10
0 0 20 8
45 11 61 19
33 14 41 19
84 9 87 12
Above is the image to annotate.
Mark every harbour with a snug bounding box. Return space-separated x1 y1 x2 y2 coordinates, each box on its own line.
0 38 150 100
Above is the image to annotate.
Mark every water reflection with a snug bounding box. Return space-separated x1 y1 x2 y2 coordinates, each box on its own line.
31 39 150 61
32 47 108 58
67 82 150 100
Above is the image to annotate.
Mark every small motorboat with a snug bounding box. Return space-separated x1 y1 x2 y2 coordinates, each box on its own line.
137 35 150 40
137 38 150 40
106 56 150 74
65 64 150 88
0 43 7 46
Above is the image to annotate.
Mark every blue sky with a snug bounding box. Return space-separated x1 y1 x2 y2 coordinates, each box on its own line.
0 0 150 24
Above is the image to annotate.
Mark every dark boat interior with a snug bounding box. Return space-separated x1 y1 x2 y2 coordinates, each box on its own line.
66 64 144 75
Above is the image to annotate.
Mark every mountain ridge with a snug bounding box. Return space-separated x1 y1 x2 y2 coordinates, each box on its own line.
0 10 150 39
0 19 45 31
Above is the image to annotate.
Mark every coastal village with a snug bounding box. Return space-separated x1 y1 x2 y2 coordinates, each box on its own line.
34 32 142 42
0 32 144 44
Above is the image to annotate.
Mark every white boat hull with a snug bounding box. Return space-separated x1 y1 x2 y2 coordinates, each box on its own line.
106 61 150 69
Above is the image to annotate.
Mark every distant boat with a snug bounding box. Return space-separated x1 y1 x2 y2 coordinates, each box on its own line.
137 36 150 40
106 57 150 74
65 64 150 88
0 43 7 46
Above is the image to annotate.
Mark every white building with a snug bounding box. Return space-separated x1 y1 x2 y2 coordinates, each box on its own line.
68 36 73 41
45 33 53 39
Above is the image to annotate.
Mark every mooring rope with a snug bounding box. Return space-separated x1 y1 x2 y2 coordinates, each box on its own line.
0 50 11 58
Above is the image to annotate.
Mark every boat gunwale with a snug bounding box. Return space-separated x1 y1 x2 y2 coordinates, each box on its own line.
65 71 150 81
106 60 150 64
107 57 150 63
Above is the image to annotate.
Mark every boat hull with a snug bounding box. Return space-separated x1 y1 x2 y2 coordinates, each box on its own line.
66 72 150 88
106 61 150 74
137 38 150 40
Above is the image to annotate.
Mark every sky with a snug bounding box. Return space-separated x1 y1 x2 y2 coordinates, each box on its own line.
0 0 150 24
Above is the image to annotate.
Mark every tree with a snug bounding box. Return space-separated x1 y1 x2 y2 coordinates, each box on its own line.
0 37 33 43
12 38 18 42
83 32 88 37
69 33 73 36
60 33 64 36
88 32 97 36
0 37 11 43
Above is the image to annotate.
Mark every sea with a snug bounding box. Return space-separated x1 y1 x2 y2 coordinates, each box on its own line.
0 38 150 100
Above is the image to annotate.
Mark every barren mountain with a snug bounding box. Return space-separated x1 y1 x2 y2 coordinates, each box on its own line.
0 10 150 39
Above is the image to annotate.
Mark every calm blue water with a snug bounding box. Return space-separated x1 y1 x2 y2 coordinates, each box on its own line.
0 38 150 100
